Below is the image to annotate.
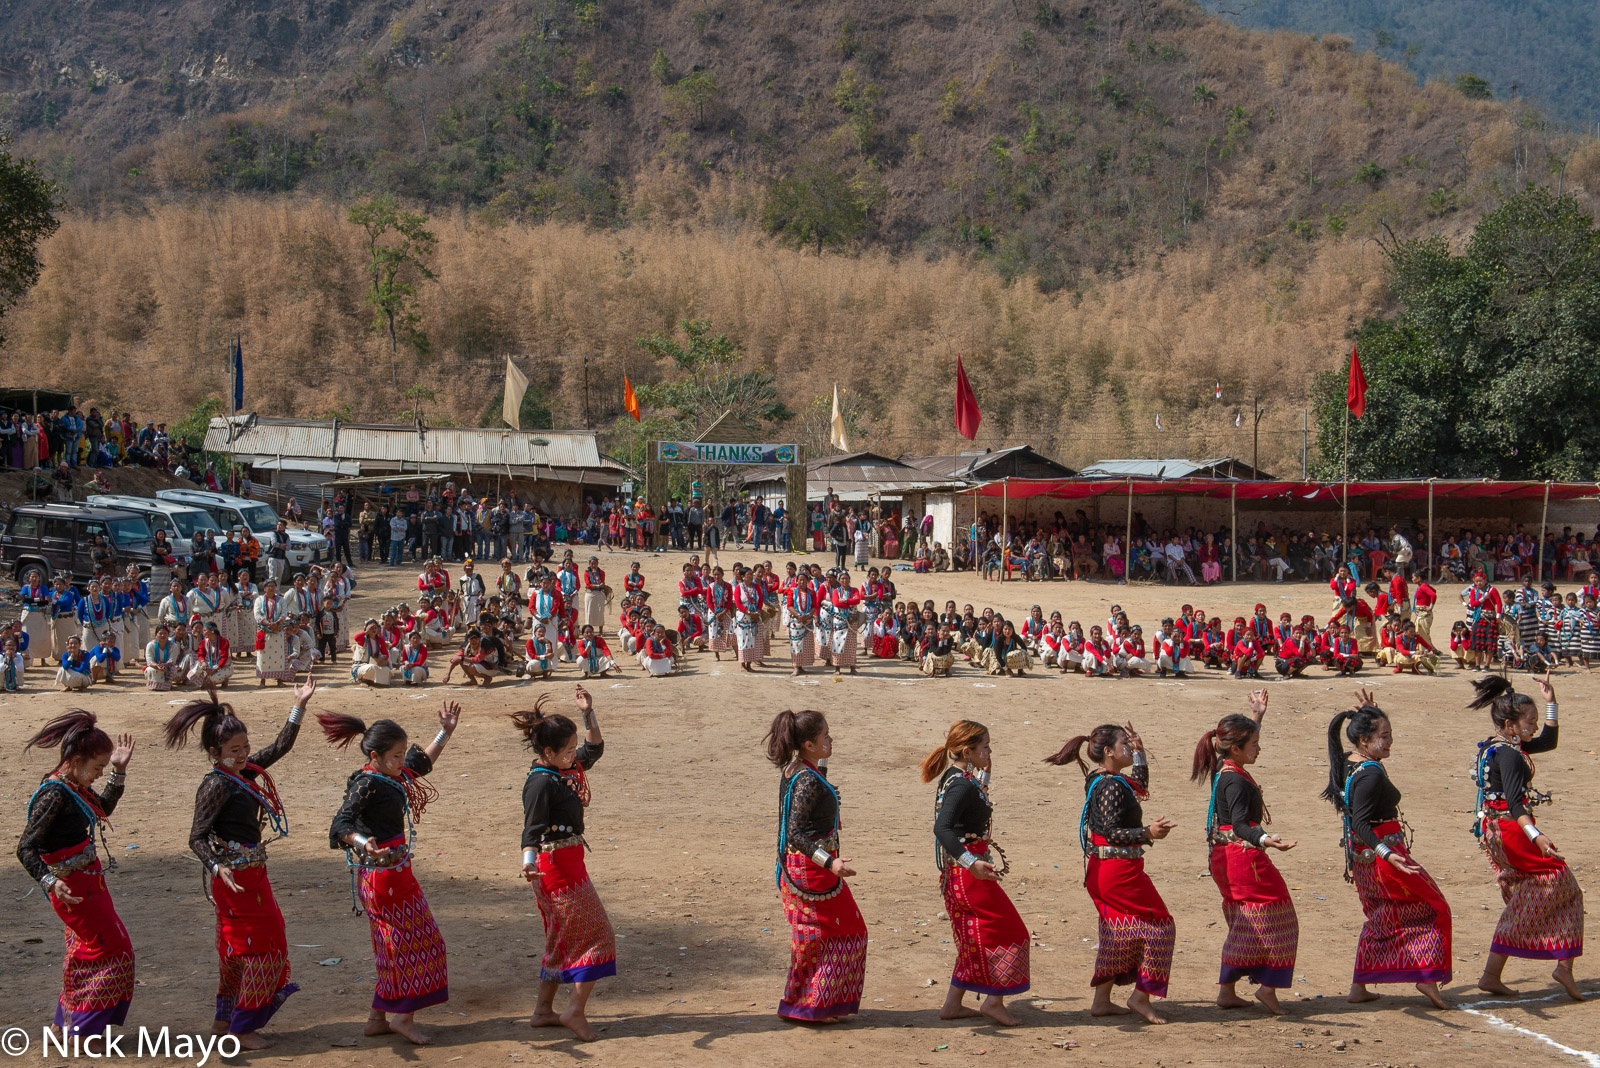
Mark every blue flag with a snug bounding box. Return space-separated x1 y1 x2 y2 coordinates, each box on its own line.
231 337 244 413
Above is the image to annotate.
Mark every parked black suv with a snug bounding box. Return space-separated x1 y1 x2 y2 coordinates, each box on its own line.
1 503 155 588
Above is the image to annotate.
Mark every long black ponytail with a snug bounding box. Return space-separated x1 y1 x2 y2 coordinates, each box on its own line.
1321 705 1388 810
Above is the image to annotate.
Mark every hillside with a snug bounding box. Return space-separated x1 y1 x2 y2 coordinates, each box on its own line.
0 0 1596 474
1205 0 1600 129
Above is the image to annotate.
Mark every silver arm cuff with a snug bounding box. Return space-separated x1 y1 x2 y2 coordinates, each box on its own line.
1374 843 1393 859
1545 702 1558 723
1523 822 1543 841
957 850 979 869
106 769 125 785
350 834 370 851
288 705 304 725
39 874 58 892
1131 751 1148 767
432 730 449 748
522 848 539 866
811 849 833 868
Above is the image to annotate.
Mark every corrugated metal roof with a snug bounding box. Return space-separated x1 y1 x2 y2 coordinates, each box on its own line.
739 451 962 496
901 445 1077 480
205 417 615 472
1079 457 1268 479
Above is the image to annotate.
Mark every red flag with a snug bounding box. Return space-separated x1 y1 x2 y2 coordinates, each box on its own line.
623 375 641 422
1346 344 1367 418
954 357 981 441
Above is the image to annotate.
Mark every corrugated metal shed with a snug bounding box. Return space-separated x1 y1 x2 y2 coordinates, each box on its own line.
739 451 964 501
205 416 623 482
901 445 1077 481
1078 456 1271 480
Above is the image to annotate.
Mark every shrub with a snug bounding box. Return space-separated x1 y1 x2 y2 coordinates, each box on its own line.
1356 161 1388 184
1455 72 1492 99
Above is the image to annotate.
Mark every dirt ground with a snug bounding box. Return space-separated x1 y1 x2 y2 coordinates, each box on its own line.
1 549 1594 1068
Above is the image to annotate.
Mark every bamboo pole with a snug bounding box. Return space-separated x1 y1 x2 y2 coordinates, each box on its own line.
1230 481 1238 582
1124 477 1133 584
1001 479 1009 580
1426 480 1434 582
1341 406 1349 569
1536 480 1551 582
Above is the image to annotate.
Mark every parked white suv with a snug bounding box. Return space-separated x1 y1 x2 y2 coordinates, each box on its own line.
86 494 215 567
155 488 328 570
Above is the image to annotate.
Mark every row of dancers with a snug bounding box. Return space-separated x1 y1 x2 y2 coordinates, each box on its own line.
15 675 1585 1049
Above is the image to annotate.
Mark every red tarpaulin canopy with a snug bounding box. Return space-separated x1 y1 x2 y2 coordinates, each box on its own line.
971 478 1600 502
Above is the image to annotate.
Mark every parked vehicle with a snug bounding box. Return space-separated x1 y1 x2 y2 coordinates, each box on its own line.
1 502 154 588
86 494 214 567
155 488 328 571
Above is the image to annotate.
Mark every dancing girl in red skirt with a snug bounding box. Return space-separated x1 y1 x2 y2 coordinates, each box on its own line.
1046 721 1175 1024
16 711 137 1036
1191 691 1299 1015
1468 672 1583 999
514 684 616 1042
323 701 461 1044
1323 691 1451 1008
922 720 1029 1026
165 678 316 1049
767 709 868 1023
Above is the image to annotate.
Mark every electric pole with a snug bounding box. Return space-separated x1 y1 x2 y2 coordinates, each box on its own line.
1251 391 1265 479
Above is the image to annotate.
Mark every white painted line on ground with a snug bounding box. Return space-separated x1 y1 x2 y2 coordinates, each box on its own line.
1460 1005 1598 1067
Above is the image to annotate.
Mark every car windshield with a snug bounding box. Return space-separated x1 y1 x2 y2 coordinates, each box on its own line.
108 518 152 546
166 511 211 539
241 504 279 533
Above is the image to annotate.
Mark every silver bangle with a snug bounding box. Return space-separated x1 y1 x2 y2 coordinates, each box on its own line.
432 730 449 748
1131 751 1148 767
1522 822 1543 841
1374 843 1393 859
957 850 979 869
350 833 370 850
106 769 125 784
811 848 833 868
1545 702 1558 723
522 848 539 866
40 874 58 892
288 705 304 725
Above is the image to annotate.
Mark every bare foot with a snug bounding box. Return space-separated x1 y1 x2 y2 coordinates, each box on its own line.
362 1017 392 1037
560 1007 597 1042
233 1032 274 1050
1347 984 1380 1003
1255 988 1287 1016
938 1005 982 1020
210 1021 229 1037
1477 976 1518 996
1216 992 1252 1010
1089 1003 1132 1017
978 999 1020 1026
1553 964 1583 1001
1415 982 1449 1009
529 1010 563 1028
1127 991 1167 1025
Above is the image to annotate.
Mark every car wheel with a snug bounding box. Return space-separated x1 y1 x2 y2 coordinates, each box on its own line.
18 561 48 587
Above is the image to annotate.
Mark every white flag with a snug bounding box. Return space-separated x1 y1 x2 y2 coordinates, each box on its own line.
503 357 529 430
830 384 850 451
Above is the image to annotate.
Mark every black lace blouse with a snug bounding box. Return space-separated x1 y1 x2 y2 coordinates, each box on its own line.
1484 724 1558 820
933 767 991 868
17 774 125 882
188 718 300 869
521 741 604 849
780 764 838 860
1084 764 1150 847
1343 760 1401 850
328 746 433 848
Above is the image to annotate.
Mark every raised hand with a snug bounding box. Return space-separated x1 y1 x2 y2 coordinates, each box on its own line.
438 700 461 733
293 674 317 706
109 733 135 770
1533 669 1556 705
573 684 593 712
1247 689 1269 721
1122 721 1145 752
1353 687 1376 708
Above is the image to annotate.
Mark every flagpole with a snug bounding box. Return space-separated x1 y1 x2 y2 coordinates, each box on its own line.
1341 405 1349 569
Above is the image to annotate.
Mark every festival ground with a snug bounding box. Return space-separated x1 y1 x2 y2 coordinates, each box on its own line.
1 554 1594 1067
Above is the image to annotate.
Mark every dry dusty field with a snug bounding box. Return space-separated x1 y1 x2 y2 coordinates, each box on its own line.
1 550 1594 1068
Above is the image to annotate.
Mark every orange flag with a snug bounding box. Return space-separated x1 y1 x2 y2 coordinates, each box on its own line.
623 375 641 421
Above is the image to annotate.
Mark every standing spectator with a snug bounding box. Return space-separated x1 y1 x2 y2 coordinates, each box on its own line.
333 505 353 567
388 510 407 566
358 501 376 561
421 502 442 559
687 499 703 550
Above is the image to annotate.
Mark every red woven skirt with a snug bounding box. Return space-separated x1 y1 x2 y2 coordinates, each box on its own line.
357 840 449 1014
1350 821 1452 984
43 842 134 1034
778 852 867 1020
1085 846 1174 997
1209 834 1298 989
212 863 298 1033
530 844 618 983
1482 814 1583 961
943 842 1030 996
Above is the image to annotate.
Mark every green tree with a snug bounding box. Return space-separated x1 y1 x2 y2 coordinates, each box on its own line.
665 69 718 128
831 67 883 153
649 48 675 86
635 318 791 436
1311 188 1600 479
761 161 870 254
347 194 436 367
0 133 61 348
1455 72 1492 99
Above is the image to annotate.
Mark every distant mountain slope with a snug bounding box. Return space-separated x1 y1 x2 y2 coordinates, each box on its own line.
1205 0 1600 128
